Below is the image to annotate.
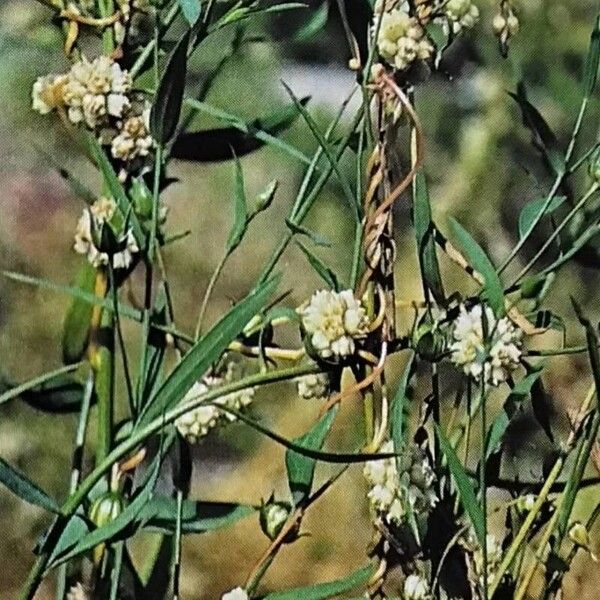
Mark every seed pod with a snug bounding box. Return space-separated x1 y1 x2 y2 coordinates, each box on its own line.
88 491 125 565
259 497 291 541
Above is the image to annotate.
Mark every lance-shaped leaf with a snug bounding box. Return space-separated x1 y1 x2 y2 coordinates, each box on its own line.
294 1 329 41
16 374 95 414
150 30 191 145
340 0 372 66
286 407 338 507
0 457 60 513
286 219 331 247
509 83 565 176
448 218 505 317
263 562 376 599
62 262 96 364
518 195 566 239
137 275 281 427
584 15 600 97
140 497 255 533
297 242 340 291
485 365 545 459
413 173 445 304
174 97 311 163
435 423 486 547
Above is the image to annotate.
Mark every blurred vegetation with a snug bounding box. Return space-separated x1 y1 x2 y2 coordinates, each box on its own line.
1 0 600 598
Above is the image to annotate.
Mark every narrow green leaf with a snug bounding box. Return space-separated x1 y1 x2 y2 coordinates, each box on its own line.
140 497 255 533
435 423 486 546
286 407 338 506
62 262 96 364
412 173 445 304
216 403 396 464
448 218 505 317
177 97 311 164
263 563 375 600
226 157 248 252
509 84 566 176
17 374 93 414
294 1 329 41
391 353 414 453
46 514 90 566
0 362 82 408
584 15 600 97
87 136 144 245
150 30 191 144
297 242 340 291
518 195 566 239
286 219 331 247
485 366 545 459
0 457 60 513
137 275 281 427
178 0 201 25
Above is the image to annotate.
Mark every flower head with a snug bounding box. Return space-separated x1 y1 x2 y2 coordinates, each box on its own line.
364 441 437 526
374 7 433 71
32 74 68 115
73 197 139 269
175 365 255 444
443 0 479 34
404 573 431 600
299 289 368 360
111 113 153 161
450 304 522 386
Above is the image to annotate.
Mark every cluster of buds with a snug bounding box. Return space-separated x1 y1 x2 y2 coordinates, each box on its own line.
32 55 153 166
373 2 434 71
492 1 520 55
74 197 139 270
296 372 330 400
442 0 480 35
175 363 255 444
450 303 522 387
363 440 437 526
298 289 369 362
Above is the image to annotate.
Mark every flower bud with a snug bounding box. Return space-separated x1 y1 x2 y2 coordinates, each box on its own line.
568 521 597 560
254 180 278 213
88 491 125 565
492 14 507 35
516 494 536 514
259 497 291 541
412 322 446 362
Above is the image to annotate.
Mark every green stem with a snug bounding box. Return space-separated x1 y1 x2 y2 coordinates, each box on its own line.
480 382 488 600
195 250 230 340
97 0 115 54
20 364 317 600
0 362 82 406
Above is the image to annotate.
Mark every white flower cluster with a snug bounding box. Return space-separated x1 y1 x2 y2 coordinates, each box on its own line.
296 372 330 400
363 441 437 526
74 197 139 269
175 365 255 444
374 7 434 71
403 573 432 600
299 289 369 360
450 304 522 386
443 0 479 34
32 56 152 163
221 587 249 600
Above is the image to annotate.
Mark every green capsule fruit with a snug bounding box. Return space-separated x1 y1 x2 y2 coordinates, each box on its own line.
259 498 291 541
88 491 125 565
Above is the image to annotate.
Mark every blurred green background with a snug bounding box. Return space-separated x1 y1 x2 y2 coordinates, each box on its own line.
1 0 600 598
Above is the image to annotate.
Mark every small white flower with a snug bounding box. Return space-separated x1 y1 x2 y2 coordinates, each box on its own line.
175 367 255 444
299 289 368 360
404 573 431 600
73 197 139 269
31 74 67 114
111 114 153 161
374 7 433 71
364 441 437 526
221 587 249 600
443 0 479 34
296 372 329 400
450 304 522 386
